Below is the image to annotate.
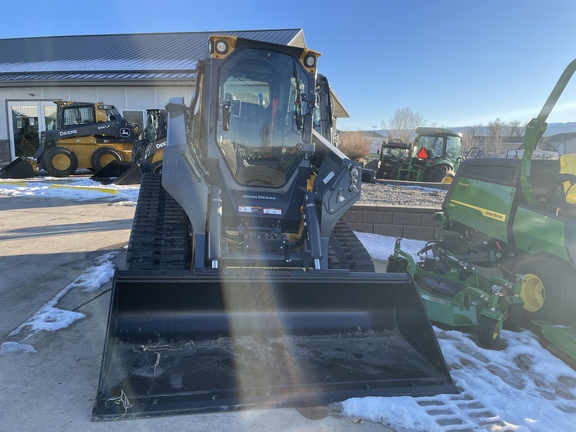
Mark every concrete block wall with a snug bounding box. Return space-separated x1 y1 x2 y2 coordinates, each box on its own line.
343 204 448 241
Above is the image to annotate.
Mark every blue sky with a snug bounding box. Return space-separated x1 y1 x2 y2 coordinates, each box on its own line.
2 0 576 130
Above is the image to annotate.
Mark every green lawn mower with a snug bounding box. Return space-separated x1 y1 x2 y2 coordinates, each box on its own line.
437 58 576 326
388 238 525 348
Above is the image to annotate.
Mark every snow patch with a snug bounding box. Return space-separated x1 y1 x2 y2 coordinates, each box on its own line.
7 251 117 341
0 342 37 353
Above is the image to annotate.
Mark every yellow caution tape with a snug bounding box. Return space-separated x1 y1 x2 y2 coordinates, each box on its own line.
49 184 119 194
0 181 29 186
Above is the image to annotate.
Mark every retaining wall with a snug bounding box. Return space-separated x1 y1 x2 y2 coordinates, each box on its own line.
343 204 448 241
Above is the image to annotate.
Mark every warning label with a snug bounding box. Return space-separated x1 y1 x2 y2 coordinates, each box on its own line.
239 206 263 214
239 206 282 215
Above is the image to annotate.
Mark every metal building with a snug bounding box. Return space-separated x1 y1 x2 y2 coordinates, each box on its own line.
0 29 348 164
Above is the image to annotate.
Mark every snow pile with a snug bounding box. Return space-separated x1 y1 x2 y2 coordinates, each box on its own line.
0 177 139 204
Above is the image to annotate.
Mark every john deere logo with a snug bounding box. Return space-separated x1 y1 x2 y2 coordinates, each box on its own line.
450 200 506 222
120 128 131 137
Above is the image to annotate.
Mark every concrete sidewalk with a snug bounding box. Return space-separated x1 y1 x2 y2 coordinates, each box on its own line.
0 194 389 432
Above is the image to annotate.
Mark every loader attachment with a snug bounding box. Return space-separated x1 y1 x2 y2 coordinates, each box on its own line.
0 156 36 179
91 161 142 185
93 269 456 420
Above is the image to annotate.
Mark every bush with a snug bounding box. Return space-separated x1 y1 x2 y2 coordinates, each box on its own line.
338 131 370 161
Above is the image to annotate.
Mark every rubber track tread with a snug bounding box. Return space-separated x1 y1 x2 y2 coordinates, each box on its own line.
329 219 375 272
126 173 190 270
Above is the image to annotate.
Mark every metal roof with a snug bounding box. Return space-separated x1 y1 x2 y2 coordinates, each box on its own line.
0 29 304 86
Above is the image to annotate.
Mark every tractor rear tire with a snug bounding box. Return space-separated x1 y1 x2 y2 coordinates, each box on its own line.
91 147 122 172
514 256 576 325
427 165 453 183
43 146 78 177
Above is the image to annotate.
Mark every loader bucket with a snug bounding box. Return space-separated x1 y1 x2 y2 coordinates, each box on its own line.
91 161 142 185
0 157 36 179
93 269 456 420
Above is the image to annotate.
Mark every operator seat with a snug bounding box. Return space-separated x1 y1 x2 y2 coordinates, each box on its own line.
559 154 576 204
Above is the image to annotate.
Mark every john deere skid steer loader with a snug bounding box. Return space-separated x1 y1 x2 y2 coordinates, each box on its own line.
93 35 456 420
0 100 140 178
91 108 168 185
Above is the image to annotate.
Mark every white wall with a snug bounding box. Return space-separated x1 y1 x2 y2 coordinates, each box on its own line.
1 85 194 140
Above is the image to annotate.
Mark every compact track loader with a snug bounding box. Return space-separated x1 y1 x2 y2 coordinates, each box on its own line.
92 109 167 185
438 58 576 326
0 100 140 178
93 35 456 420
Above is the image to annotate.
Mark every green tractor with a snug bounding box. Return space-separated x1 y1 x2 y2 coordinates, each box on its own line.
397 127 462 183
437 58 576 326
365 139 413 180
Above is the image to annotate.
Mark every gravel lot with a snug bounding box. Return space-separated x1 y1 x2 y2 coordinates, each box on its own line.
357 181 446 207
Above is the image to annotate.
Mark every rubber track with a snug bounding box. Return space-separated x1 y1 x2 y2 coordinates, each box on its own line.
329 219 375 272
126 173 190 270
126 174 372 273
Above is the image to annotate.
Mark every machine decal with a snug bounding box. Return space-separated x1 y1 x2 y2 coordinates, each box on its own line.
450 199 507 222
239 205 263 214
242 194 277 200
59 129 78 136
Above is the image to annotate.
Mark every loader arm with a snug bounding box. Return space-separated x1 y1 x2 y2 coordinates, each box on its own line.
521 58 576 207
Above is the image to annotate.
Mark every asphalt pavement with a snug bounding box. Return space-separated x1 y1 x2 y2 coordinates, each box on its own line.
0 193 391 432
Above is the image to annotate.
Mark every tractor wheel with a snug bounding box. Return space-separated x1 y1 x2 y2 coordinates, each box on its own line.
503 303 523 330
427 165 454 183
477 315 501 348
441 173 455 184
386 258 403 273
514 256 576 324
91 147 122 172
150 161 163 174
44 147 78 177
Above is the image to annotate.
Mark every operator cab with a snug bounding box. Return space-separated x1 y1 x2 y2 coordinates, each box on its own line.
216 45 316 187
414 127 462 161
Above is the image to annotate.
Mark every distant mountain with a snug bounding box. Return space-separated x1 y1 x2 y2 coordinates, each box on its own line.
367 122 576 138
450 122 576 137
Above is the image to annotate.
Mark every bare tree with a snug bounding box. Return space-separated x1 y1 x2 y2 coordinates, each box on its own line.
508 120 526 137
338 131 371 162
487 118 509 156
461 123 484 153
381 107 425 144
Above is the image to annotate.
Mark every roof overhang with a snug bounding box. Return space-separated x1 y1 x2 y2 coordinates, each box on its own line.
0 71 197 87
330 89 349 119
